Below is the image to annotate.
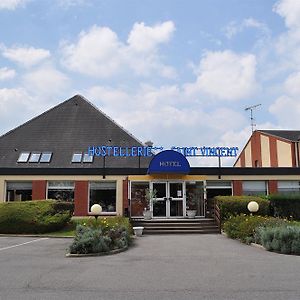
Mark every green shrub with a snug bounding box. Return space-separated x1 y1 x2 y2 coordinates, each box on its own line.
268 194 300 220
73 216 132 234
52 200 74 215
223 214 274 244
215 196 270 221
0 200 72 234
69 223 131 254
258 225 300 255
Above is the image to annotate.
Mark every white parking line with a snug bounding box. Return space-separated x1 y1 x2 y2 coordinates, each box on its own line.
0 238 49 252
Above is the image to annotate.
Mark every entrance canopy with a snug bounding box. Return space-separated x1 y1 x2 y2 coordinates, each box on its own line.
148 150 190 174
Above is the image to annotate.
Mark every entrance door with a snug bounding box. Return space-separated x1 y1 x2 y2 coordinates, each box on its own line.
151 182 184 218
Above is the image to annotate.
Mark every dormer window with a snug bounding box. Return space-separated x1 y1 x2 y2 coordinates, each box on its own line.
40 152 52 163
72 153 82 163
29 152 41 163
83 153 93 163
17 152 30 163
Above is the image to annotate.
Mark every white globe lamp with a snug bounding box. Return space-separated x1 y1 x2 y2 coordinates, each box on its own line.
90 204 102 220
247 201 259 214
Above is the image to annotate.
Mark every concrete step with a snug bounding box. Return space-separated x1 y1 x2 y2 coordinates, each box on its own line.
143 229 220 234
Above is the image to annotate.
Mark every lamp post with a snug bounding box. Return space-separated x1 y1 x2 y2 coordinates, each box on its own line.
247 201 259 215
90 204 102 221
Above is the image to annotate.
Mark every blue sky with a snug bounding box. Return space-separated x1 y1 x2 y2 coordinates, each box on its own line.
0 0 300 166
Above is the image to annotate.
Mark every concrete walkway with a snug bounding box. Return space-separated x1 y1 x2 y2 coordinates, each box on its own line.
0 234 299 300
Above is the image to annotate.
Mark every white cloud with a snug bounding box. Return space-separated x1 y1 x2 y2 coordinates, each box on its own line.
184 50 257 101
56 0 89 8
127 21 175 52
2 46 50 67
0 88 37 134
273 0 300 68
224 18 270 39
274 0 300 29
61 22 176 79
0 0 28 10
0 67 16 80
284 72 300 96
61 26 123 78
23 64 70 95
269 95 300 128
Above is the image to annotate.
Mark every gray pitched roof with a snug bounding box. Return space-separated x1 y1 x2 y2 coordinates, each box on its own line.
0 95 151 168
258 130 300 142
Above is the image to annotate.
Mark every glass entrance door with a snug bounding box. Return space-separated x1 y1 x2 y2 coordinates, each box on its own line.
152 182 184 218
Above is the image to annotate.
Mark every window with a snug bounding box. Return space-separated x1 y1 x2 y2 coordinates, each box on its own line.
83 153 93 163
186 181 205 216
72 153 82 163
89 181 116 213
17 152 30 163
130 182 149 217
40 152 52 163
47 181 74 202
278 181 300 194
242 181 267 196
29 152 41 163
206 181 232 188
6 181 32 201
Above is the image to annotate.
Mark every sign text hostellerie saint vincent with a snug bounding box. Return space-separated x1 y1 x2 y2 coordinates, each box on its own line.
87 145 239 158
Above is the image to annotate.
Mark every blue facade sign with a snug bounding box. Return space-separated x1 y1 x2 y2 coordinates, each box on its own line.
148 150 190 174
87 145 239 157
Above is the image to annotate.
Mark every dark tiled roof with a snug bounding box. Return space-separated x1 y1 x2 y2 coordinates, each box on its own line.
0 95 151 168
258 130 300 142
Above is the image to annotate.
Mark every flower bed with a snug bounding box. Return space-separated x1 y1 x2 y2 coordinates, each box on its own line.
68 219 132 256
223 214 300 255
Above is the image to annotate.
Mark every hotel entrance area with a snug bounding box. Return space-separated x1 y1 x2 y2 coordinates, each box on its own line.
129 178 206 218
151 181 205 218
129 177 232 219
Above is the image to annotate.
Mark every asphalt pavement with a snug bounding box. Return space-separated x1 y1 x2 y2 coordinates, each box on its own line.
0 234 299 300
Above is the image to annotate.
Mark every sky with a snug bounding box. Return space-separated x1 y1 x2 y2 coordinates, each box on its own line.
0 0 300 166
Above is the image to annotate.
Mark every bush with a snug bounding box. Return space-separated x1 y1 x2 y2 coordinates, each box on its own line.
69 223 131 254
0 200 72 234
268 194 300 220
215 196 270 221
73 216 132 234
258 225 300 255
223 214 271 243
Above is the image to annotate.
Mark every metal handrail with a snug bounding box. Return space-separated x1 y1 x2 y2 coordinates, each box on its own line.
214 200 221 233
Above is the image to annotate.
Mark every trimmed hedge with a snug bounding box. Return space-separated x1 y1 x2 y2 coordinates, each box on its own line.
0 200 73 234
215 196 270 221
269 194 300 220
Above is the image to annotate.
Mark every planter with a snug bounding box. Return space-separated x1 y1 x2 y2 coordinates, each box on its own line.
186 210 197 219
132 226 144 237
143 209 152 220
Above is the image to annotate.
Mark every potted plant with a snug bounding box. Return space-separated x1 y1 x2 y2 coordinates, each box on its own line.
143 188 157 220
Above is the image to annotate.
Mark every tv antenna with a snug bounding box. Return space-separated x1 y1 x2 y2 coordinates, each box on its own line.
245 104 261 133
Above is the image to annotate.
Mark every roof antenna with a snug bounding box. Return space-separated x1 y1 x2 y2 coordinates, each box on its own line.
245 104 261 133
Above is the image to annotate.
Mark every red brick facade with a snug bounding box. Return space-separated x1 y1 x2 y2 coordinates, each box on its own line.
74 181 89 216
268 180 278 195
232 180 242 196
32 180 47 200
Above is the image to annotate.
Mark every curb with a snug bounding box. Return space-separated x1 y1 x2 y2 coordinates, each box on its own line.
250 243 266 250
0 234 74 239
66 246 128 257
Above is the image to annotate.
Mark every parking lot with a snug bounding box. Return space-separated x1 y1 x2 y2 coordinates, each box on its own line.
0 234 299 300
